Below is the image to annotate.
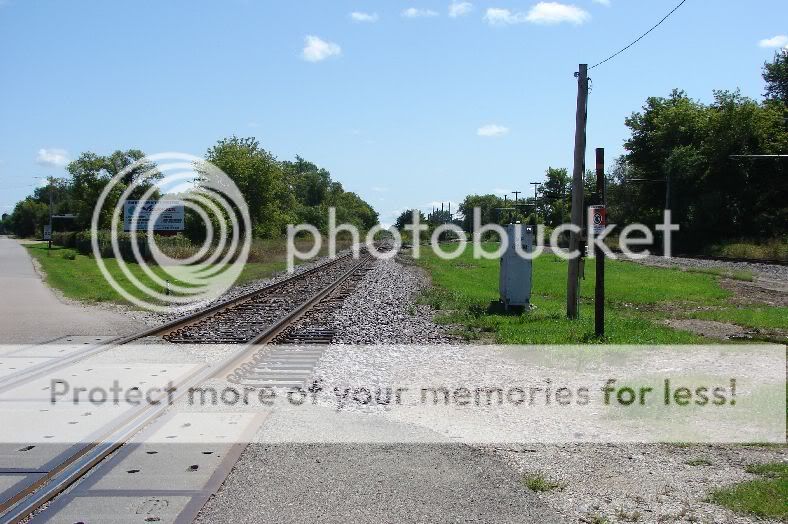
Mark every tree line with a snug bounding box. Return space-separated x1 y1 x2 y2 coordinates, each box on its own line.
3 137 378 241
454 50 787 251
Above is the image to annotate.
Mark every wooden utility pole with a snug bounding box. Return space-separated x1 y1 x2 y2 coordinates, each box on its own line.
594 148 605 337
567 64 588 319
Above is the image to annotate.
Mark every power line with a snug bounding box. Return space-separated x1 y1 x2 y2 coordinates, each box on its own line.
589 0 689 70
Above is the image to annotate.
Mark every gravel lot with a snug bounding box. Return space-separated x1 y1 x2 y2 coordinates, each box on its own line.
489 443 786 524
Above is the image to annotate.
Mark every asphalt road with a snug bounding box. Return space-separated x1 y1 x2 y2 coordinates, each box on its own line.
0 236 145 344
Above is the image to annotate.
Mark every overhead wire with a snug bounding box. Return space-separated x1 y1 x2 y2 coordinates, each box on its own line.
589 0 689 70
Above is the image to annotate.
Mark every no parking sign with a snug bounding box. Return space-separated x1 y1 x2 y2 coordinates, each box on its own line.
590 205 606 234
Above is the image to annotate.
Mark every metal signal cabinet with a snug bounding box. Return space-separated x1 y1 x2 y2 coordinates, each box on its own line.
499 224 534 310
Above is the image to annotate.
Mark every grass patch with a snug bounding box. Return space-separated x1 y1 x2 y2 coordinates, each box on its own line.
709 462 787 520
414 244 732 344
745 463 788 477
522 473 565 492
25 242 311 307
685 266 754 282
684 458 713 467
690 307 788 331
615 508 642 522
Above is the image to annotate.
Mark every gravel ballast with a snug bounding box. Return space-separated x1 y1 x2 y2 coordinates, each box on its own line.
332 257 456 344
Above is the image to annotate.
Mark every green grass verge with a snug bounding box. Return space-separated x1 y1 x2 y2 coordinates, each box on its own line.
709 462 787 520
689 307 788 331
414 244 731 344
25 243 294 306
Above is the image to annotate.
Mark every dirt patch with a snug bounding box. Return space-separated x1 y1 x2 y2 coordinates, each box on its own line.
664 319 750 340
720 278 788 307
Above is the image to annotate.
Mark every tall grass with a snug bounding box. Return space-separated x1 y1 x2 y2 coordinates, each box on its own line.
708 238 787 261
51 230 355 265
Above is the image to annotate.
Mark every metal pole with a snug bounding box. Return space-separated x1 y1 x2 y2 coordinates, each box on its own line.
48 178 53 250
530 182 540 221
594 148 605 337
567 64 588 320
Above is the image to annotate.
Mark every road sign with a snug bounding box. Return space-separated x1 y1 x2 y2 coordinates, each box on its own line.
43 225 52 240
123 200 184 232
590 205 606 234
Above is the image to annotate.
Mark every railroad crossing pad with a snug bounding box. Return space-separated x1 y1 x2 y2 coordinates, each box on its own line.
34 412 265 524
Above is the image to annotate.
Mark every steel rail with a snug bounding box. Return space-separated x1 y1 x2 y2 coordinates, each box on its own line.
217 253 373 381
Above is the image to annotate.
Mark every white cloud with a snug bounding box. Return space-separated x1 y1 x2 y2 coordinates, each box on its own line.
371 186 389 193
449 1 473 18
36 148 69 167
759 35 788 48
591 0 610 6
526 2 590 24
484 8 526 25
402 7 439 18
477 124 509 137
485 2 590 26
350 11 379 23
301 35 341 62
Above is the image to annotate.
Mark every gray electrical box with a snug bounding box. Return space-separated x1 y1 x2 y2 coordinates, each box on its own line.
499 224 534 310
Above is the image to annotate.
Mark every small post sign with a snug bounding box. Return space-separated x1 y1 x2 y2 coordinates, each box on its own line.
123 200 184 232
43 225 52 241
590 205 606 234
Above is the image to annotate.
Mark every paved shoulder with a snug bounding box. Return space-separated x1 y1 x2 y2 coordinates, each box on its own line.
0 236 145 343
197 442 566 523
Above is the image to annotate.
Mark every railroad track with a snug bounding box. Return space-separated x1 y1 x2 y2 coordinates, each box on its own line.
671 253 788 266
0 250 376 523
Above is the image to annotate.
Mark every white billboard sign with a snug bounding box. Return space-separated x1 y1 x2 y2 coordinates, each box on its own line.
123 200 184 232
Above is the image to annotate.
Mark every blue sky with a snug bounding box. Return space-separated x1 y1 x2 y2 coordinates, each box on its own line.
1 0 786 224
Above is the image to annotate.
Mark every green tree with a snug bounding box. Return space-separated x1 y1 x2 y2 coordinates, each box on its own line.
617 87 787 247
9 198 49 238
394 209 426 230
65 149 160 230
205 137 296 238
763 49 788 105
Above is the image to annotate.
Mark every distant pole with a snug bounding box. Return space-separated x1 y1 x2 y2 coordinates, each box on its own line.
594 148 605 337
530 182 540 201
512 191 521 203
530 182 540 221
567 64 588 320
48 178 53 250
